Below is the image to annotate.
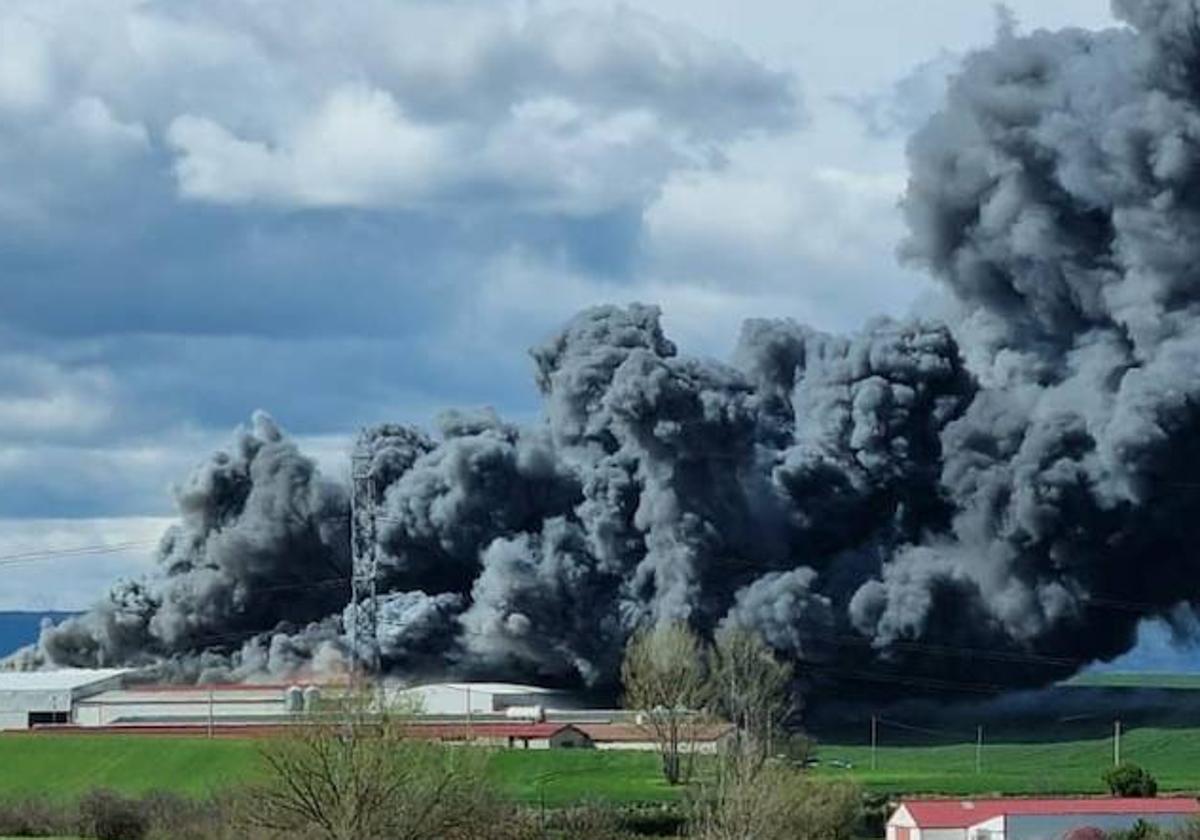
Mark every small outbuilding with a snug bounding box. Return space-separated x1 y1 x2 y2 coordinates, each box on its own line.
0 669 130 730
887 797 1200 840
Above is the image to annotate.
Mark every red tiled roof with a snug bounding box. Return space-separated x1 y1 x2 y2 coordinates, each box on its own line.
902 798 1200 828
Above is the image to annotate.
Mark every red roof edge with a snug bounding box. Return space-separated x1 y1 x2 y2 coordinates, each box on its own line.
901 798 1200 828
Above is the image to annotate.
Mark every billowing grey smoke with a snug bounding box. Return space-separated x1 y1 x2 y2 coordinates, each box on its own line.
15 0 1200 696
23 412 351 682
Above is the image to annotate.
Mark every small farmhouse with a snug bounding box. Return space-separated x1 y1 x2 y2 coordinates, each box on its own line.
887 798 1200 840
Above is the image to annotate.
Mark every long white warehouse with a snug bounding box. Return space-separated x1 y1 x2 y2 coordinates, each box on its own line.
387 682 581 716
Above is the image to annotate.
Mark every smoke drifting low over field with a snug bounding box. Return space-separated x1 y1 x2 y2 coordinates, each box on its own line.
14 0 1200 694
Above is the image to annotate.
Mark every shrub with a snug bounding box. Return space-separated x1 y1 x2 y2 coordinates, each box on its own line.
244 703 538 840
1109 819 1166 839
688 754 861 840
77 789 148 840
1103 763 1159 797
0 796 74 837
615 803 687 836
544 802 633 840
1061 828 1106 840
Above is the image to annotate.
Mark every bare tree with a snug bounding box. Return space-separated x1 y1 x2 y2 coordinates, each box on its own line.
689 751 860 840
708 626 794 768
241 697 524 840
621 621 711 785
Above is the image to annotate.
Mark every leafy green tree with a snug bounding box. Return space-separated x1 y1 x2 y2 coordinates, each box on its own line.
1103 763 1158 797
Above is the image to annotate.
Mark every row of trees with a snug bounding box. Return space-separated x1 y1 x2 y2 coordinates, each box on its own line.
621 622 865 840
622 622 796 785
241 700 859 840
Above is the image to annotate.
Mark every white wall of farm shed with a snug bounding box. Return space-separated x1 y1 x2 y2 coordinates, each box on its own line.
390 683 580 716
885 808 967 840
74 686 293 726
969 816 1003 838
0 670 129 730
590 738 726 753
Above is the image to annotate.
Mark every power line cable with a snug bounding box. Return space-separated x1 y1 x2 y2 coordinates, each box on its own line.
0 540 159 568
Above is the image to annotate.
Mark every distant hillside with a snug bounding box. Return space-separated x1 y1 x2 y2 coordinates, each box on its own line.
0 612 75 658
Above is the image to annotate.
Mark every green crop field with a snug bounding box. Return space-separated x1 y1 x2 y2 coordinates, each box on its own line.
3 723 1200 805
488 750 676 806
0 734 670 805
0 735 263 798
811 726 1200 795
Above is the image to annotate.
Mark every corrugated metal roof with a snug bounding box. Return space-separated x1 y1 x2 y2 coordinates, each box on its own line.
399 682 570 696
901 798 1200 828
0 669 129 692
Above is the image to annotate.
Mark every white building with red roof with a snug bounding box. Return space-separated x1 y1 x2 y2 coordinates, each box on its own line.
887 797 1200 840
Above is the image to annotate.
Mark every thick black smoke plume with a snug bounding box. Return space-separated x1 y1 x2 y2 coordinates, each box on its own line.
14 0 1200 695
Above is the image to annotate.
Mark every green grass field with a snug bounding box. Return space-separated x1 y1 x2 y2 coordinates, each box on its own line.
2 723 1200 805
811 726 1200 795
1063 672 1200 690
0 735 263 798
0 734 671 805
489 750 675 806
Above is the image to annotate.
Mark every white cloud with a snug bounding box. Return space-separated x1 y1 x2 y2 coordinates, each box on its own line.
640 115 934 335
0 15 55 112
169 86 450 208
0 1 799 217
0 356 116 440
63 97 148 153
0 517 168 610
838 50 962 138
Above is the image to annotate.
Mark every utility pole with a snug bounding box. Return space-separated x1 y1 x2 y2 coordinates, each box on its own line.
1114 719 1122 766
870 714 878 771
976 725 983 774
349 444 381 694
467 685 474 742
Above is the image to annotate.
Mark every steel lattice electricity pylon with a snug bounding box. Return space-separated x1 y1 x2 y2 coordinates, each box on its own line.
349 444 381 682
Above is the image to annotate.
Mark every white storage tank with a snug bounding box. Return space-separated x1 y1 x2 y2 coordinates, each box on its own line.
284 686 304 713
504 705 546 722
303 685 322 712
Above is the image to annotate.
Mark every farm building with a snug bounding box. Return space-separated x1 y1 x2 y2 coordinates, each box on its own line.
887 798 1200 840
0 669 130 730
575 722 735 754
387 682 581 717
73 682 328 728
403 722 592 749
